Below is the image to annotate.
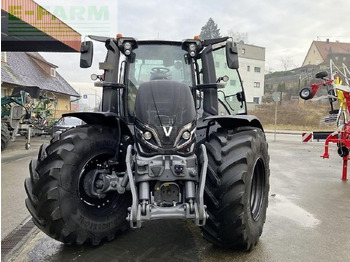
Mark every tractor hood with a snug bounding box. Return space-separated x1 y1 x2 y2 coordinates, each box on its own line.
134 80 196 156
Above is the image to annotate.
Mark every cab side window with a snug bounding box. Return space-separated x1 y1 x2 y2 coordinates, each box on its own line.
212 47 247 115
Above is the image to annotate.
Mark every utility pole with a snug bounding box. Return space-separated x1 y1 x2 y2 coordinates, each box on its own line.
273 92 280 141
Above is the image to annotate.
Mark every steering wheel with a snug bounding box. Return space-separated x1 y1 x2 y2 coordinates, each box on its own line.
151 67 170 74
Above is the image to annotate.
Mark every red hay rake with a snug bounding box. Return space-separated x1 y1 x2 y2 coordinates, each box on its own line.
299 60 350 181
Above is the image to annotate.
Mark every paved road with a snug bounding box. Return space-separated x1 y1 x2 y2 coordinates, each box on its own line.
1 136 50 239
2 134 350 261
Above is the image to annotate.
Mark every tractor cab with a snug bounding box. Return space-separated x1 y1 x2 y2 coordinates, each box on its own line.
80 36 247 123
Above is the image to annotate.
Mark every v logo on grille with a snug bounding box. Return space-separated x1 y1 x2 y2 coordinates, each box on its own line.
162 126 173 137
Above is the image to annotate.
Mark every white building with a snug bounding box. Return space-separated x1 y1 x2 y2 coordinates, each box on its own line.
236 43 265 109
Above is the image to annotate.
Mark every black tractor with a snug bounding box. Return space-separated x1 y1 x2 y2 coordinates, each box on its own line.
25 35 270 250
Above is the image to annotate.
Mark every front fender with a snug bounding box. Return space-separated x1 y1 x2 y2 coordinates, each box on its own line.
204 115 264 132
63 112 132 137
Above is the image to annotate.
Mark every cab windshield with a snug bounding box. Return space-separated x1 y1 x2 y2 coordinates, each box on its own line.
127 44 192 116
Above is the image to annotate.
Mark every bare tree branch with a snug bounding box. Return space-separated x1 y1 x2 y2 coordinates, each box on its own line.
227 29 248 43
280 56 295 71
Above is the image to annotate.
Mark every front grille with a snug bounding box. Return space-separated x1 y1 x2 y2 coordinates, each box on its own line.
155 126 179 148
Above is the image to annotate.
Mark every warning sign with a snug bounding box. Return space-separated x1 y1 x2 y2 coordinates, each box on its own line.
302 132 312 142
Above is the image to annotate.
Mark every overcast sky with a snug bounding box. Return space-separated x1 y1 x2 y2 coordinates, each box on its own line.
37 0 350 92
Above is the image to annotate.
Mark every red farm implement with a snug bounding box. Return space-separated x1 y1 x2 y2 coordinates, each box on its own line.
299 60 350 181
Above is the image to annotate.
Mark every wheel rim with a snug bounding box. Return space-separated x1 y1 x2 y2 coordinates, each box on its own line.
250 158 265 221
301 89 310 98
78 153 120 214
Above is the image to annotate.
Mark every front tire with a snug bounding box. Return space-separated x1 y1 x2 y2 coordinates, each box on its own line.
202 127 270 250
25 125 132 245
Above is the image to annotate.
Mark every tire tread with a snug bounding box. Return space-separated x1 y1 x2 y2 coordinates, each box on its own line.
25 125 131 245
202 127 269 250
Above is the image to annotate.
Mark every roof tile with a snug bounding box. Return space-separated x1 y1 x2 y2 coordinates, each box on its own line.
1 52 80 97
314 41 350 60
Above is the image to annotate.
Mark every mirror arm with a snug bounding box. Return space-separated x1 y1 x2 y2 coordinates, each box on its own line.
105 39 118 52
81 44 89 53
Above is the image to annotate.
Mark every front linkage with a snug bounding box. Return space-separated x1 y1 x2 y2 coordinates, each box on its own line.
126 144 208 228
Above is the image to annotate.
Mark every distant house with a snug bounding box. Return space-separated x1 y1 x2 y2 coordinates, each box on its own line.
302 40 350 68
1 52 80 118
236 42 265 107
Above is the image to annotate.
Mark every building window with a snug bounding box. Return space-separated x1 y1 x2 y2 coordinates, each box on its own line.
247 65 250 71
50 68 56 77
254 82 260 88
254 67 261 73
242 48 245 55
1 52 7 63
253 97 260 104
230 80 236 86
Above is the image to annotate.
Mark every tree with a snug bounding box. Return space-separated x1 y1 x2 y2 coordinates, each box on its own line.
280 56 295 71
227 29 248 43
199 18 221 39
277 82 286 92
265 66 275 74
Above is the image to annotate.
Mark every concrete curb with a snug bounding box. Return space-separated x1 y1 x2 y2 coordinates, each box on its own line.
265 130 303 135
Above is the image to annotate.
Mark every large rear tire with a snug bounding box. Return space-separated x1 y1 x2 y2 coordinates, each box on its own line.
1 123 10 151
202 127 269 250
25 125 132 245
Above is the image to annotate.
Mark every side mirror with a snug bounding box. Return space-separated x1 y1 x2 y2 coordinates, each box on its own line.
226 41 239 69
80 41 93 68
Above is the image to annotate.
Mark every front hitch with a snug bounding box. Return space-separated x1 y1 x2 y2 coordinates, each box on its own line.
126 144 209 228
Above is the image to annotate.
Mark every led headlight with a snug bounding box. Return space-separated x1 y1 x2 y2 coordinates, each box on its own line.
189 44 196 51
188 43 197 57
124 42 132 49
123 42 132 56
143 131 152 140
182 131 191 140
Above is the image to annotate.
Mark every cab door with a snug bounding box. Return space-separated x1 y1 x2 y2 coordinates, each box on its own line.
212 46 247 115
